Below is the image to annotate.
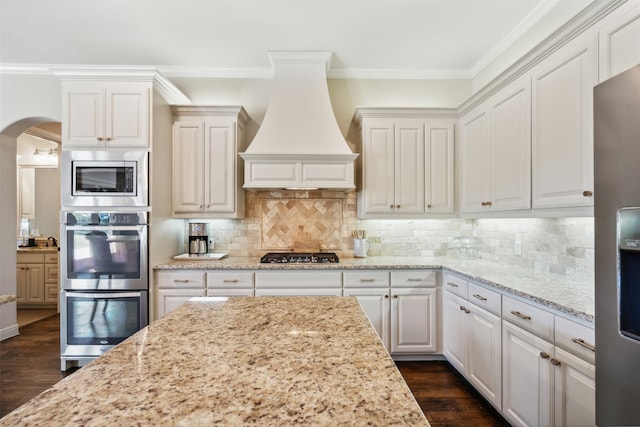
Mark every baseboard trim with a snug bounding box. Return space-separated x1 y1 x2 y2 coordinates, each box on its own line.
0 323 19 341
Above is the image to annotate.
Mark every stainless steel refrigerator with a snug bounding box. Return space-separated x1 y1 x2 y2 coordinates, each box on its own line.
594 64 640 426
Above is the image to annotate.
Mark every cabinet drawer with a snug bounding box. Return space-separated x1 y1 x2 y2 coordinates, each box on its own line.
467 282 501 316
502 296 554 341
555 315 595 364
255 271 342 288
442 273 468 298
44 253 59 264
44 283 58 304
343 271 389 288
391 270 438 288
206 271 254 289
44 264 58 284
155 271 206 288
17 253 44 264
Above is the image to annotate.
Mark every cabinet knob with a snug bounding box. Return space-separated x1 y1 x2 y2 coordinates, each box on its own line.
390 205 394 209
97 137 104 142
459 305 466 311
393 295 398 299
396 205 400 208
539 351 550 359
105 137 112 142
583 190 593 197
427 204 432 209
550 358 562 366
486 201 492 206
481 202 487 206
384 294 389 299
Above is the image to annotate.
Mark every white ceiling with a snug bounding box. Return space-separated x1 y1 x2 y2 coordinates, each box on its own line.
0 0 593 80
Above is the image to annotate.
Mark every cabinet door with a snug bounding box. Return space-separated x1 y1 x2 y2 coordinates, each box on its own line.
532 33 595 209
62 84 105 147
488 75 531 211
460 107 489 213
502 320 554 427
394 119 424 213
344 288 391 350
204 118 235 213
104 84 150 148
18 167 35 219
172 121 205 214
443 291 468 372
425 120 454 213
553 347 595 427
390 287 437 354
467 303 502 410
598 1 640 81
156 288 205 319
361 119 395 214
17 264 45 304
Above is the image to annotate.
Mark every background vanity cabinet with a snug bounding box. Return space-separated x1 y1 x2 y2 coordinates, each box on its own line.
389 270 438 355
442 273 502 410
172 107 249 219
16 251 58 307
62 81 151 148
154 270 206 319
354 109 455 218
531 31 595 209
460 73 531 214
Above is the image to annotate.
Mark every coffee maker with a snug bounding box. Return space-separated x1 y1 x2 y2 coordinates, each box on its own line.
188 223 208 255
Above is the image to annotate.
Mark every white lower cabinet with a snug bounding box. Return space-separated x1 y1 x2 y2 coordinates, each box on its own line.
443 274 502 410
154 270 206 319
553 347 595 427
156 288 206 318
391 287 438 354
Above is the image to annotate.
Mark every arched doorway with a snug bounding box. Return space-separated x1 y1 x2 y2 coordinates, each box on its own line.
0 117 59 340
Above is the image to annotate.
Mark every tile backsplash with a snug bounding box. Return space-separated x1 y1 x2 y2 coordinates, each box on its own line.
192 191 594 281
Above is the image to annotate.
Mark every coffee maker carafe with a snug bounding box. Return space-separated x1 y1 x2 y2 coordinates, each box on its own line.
188 223 208 255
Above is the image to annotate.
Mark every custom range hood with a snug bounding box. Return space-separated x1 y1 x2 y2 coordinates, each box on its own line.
240 51 358 191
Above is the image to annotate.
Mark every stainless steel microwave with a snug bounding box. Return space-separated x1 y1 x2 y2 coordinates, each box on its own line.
61 150 148 208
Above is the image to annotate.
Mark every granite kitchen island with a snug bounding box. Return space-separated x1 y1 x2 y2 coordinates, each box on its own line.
0 296 429 426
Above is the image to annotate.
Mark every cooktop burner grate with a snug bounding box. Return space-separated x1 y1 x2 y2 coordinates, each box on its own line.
260 252 340 264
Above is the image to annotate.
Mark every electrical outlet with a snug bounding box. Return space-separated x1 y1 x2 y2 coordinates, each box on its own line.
514 240 522 256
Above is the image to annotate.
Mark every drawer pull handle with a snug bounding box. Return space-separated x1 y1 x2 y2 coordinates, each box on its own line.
551 358 562 366
571 338 596 352
223 279 239 283
472 294 487 301
447 282 459 288
407 278 422 282
540 351 550 359
459 305 470 314
173 279 190 283
511 310 531 320
359 278 375 282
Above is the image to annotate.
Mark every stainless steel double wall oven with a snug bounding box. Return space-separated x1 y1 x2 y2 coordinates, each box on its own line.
60 150 149 370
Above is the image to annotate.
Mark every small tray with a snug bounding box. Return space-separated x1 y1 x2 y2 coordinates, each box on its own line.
173 253 228 261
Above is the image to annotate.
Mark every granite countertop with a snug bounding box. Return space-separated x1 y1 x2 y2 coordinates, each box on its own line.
16 247 59 253
0 295 17 305
0 297 429 426
154 255 594 322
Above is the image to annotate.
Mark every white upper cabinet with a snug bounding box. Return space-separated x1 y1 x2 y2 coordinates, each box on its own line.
598 0 640 81
531 32 595 209
355 108 455 218
172 106 249 219
460 74 531 214
62 81 151 148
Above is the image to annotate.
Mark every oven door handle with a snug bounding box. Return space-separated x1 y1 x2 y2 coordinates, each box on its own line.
64 225 146 232
64 291 143 299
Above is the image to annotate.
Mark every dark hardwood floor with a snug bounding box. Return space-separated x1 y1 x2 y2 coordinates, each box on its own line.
1 314 510 425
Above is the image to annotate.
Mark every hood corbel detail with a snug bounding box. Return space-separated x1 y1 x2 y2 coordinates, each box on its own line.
240 51 358 191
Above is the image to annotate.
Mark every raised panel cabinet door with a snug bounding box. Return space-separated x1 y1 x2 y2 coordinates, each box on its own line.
532 33 595 209
467 304 502 410
553 347 596 427
425 120 455 213
205 119 235 212
16 264 28 303
394 119 425 213
156 288 205 319
24 263 45 304
460 107 490 213
502 320 554 427
62 85 105 147
362 119 395 214
598 1 640 81
104 84 150 148
489 74 532 211
390 287 437 354
172 121 205 214
343 288 391 350
442 291 468 373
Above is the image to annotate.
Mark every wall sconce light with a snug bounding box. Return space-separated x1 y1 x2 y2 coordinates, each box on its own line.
33 148 41 156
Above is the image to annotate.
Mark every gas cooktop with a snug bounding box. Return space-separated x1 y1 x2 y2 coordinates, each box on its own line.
260 252 339 264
